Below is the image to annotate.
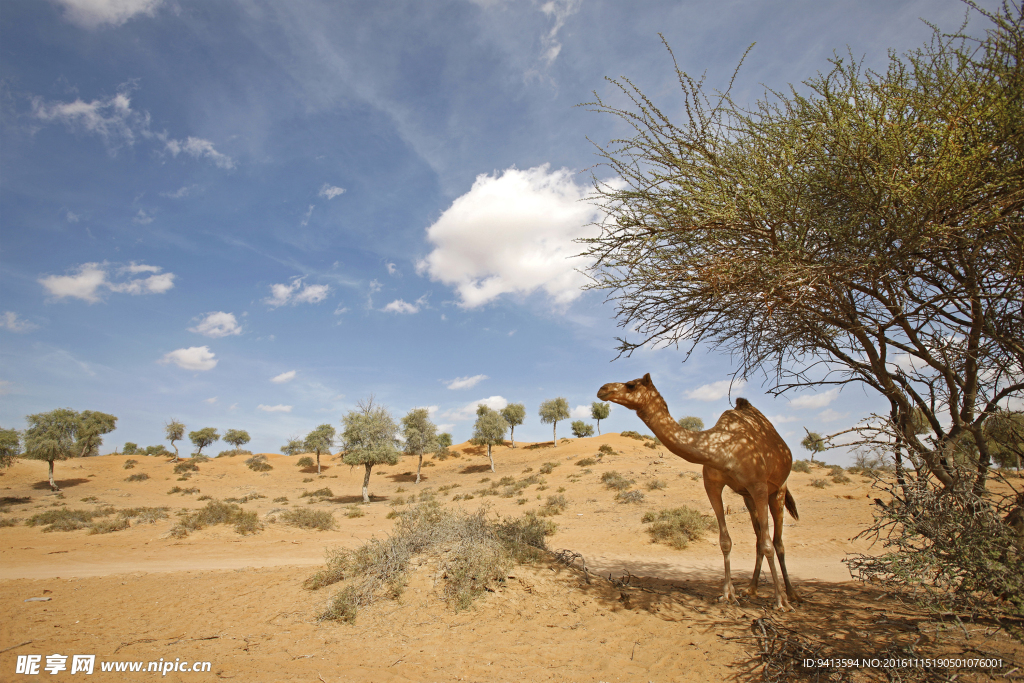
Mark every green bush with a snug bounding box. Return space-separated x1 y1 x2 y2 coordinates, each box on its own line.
642 507 715 549
811 479 829 488
598 444 615 455
245 455 273 472
279 508 338 530
173 461 199 474
296 456 315 468
170 500 262 537
123 459 138 470
791 460 812 473
122 442 140 455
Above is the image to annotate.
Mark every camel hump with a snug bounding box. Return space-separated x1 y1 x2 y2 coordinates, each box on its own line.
734 397 751 410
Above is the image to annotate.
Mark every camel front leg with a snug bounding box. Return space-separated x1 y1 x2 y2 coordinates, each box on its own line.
770 489 800 605
704 479 737 604
753 492 792 611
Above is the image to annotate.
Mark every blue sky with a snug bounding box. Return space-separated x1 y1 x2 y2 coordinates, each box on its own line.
0 0 1001 460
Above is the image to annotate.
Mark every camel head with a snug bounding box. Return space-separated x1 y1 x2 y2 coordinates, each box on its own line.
597 373 662 411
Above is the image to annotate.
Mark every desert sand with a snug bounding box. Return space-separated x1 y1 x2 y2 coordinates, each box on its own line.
1 435 1020 682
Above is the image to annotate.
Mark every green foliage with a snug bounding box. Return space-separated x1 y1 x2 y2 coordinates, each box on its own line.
677 416 704 432
801 431 827 461
601 471 634 491
598 444 615 455
165 420 185 459
538 398 570 442
296 456 315 468
188 428 219 456
304 424 335 457
23 409 117 489
401 408 438 457
223 429 251 452
0 427 21 469
642 507 715 549
122 442 140 455
144 444 170 456
500 403 526 446
575 457 596 466
590 402 610 435
985 410 1024 470
281 438 305 456
471 405 508 472
169 500 262 537
173 460 198 474
791 460 812 474
570 420 595 438
341 399 401 468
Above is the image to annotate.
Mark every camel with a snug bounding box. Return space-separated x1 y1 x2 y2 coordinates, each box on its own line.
597 373 800 610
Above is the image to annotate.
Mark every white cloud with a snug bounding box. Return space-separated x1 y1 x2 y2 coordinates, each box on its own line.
159 346 217 371
319 184 346 200
66 210 80 223
32 92 144 148
439 396 509 422
271 370 296 384
333 305 349 315
417 164 600 309
258 404 293 413
203 397 217 404
189 311 242 338
818 409 848 423
164 136 235 169
386 262 397 276
570 404 591 419
765 413 800 424
2 312 39 333
265 277 330 307
52 0 162 29
39 261 175 302
538 0 581 65
684 379 748 402
160 185 192 199
382 299 419 314
788 388 840 409
446 374 488 390
132 209 153 225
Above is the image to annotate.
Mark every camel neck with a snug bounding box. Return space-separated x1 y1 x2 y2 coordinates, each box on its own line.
636 398 732 471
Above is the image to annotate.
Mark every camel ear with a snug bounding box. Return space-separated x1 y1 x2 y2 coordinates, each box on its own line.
642 373 652 385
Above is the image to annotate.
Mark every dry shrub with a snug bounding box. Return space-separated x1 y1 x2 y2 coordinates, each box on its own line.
89 517 132 534
621 430 644 440
642 506 715 549
191 454 211 463
245 455 273 472
538 494 568 516
273 496 288 503
26 507 113 532
644 441 658 449
810 479 829 488
616 490 646 504
539 461 559 474
0 516 21 527
279 508 338 530
791 460 811 474
601 471 634 491
117 507 169 525
301 487 334 499
575 457 597 466
345 506 364 519
124 473 149 482
170 500 262 537
123 459 138 470
309 502 556 622
173 461 199 474
598 444 615 455
846 472 1024 636
832 472 852 484
296 456 315 468
167 486 200 495
646 479 667 491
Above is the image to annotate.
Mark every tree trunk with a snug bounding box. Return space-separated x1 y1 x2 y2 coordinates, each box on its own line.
553 423 557 445
48 460 58 491
597 420 601 436
173 441 179 463
362 464 372 503
416 454 422 484
509 426 516 448
317 453 321 475
487 444 494 472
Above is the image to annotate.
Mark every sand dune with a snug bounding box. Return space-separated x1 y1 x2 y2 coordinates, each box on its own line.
2 435 1019 681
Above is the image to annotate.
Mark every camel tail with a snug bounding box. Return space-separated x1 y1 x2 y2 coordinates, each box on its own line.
785 490 799 521
735 397 751 410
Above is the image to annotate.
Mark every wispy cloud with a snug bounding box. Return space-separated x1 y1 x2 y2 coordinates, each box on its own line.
789 388 840 409
258 404 293 413
159 346 217 371
439 396 508 421
318 183 346 200
1 311 39 333
264 277 330 307
382 299 418 314
52 0 163 30
203 397 217 404
271 370 296 384
188 312 242 338
684 379 748 402
163 136 235 169
570 404 591 419
445 374 488 390
39 261 175 302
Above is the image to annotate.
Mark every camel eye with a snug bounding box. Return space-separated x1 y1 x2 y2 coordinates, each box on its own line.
625 382 635 390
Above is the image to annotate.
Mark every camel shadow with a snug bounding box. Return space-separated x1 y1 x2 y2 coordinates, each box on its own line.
31 478 91 490
459 464 493 475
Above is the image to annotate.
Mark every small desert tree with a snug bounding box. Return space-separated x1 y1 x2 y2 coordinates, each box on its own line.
189 428 219 457
304 424 336 475
341 398 400 503
223 429 251 455
500 403 526 448
1 427 22 469
538 397 570 444
435 432 453 459
591 402 610 435
471 405 508 473
401 408 439 484
281 438 305 456
571 420 595 438
985 410 1024 472
801 430 826 464
23 408 117 490
678 416 704 432
165 420 185 462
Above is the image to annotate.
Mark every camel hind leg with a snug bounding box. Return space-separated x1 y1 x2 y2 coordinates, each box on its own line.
770 487 800 604
742 494 764 597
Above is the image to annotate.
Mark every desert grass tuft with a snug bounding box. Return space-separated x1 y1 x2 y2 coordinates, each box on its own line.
125 472 150 482
538 493 569 516
26 507 114 532
301 487 334 499
616 490 646 504
791 460 812 473
601 471 634 491
810 478 829 488
642 506 715 549
245 455 273 472
280 508 338 530
296 456 315 468
0 516 22 527
173 461 199 474
575 457 597 467
646 479 667 491
123 459 138 469
169 500 262 537
539 462 559 474
598 444 615 455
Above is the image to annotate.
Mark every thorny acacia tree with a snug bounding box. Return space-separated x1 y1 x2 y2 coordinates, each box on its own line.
304 424 336 475
165 420 185 462
401 408 438 483
342 397 401 503
23 409 117 490
580 2 1023 495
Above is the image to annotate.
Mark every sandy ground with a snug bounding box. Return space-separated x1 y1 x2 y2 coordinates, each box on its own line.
1 435 1020 682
